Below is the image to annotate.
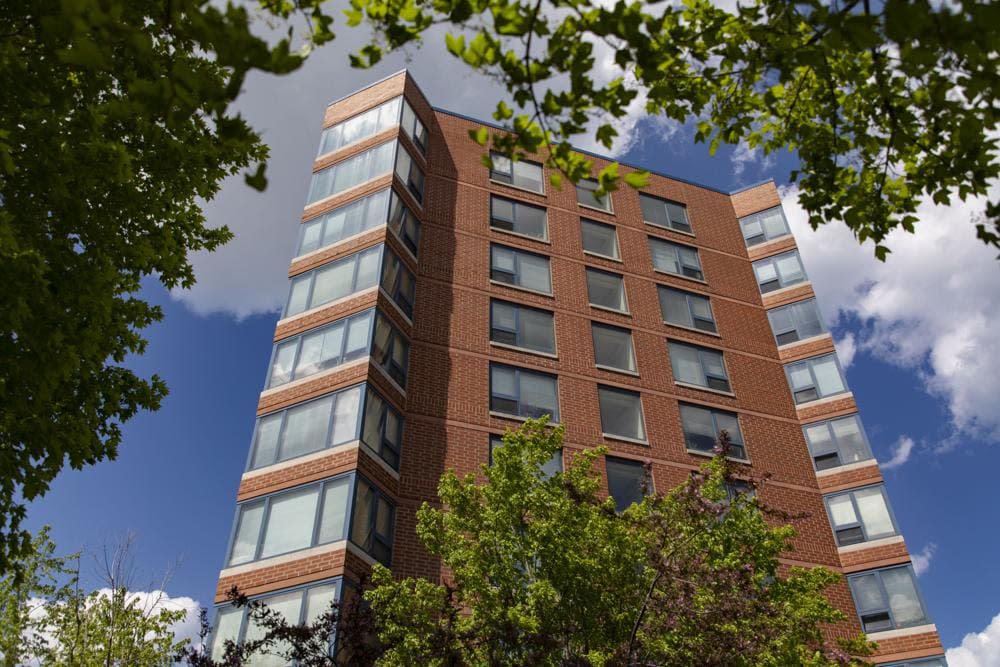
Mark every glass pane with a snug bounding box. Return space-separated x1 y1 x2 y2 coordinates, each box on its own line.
244 590 301 667
793 300 824 338
344 311 373 360
229 503 264 565
760 209 789 238
660 288 692 327
804 422 835 455
491 153 512 176
375 497 393 538
855 487 895 538
702 349 727 380
599 388 644 440
311 258 354 307
259 487 319 558
649 239 680 274
680 404 716 452
268 340 298 387
331 386 361 444
491 301 517 333
492 246 515 273
788 363 813 391
606 457 645 512
850 573 886 613
754 261 778 285
356 246 381 290
827 494 858 528
881 568 927 627
317 477 351 543
775 253 804 284
832 416 869 463
582 219 617 257
593 325 634 371
299 218 323 255
520 373 558 419
296 321 344 378
767 307 794 337
361 391 383 450
281 396 333 460
714 411 743 446
491 197 514 225
666 202 690 230
304 584 338 625
812 357 846 396
351 479 373 548
514 161 543 192
669 342 704 386
587 270 625 310
286 275 311 316
516 203 547 239
640 195 669 228
211 607 242 659
742 218 763 241
491 365 516 398
251 414 283 469
519 253 551 293
520 307 555 353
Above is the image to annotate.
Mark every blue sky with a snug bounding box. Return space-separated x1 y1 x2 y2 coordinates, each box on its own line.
25 24 1000 664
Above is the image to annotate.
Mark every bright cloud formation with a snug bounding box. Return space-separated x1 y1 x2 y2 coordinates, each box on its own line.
910 543 937 577
947 611 1000 667
881 436 915 471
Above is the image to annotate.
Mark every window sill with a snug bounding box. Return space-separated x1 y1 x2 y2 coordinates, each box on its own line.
864 624 937 642
589 303 631 316
746 233 794 252
490 225 551 245
794 391 853 411
837 535 904 554
686 448 751 465
662 321 722 338
489 178 546 197
595 364 639 377
489 279 554 299
653 267 709 286
674 381 736 398
490 341 558 360
602 433 649 446
645 221 696 238
489 410 560 425
583 249 623 263
760 280 810 299
776 332 832 351
578 202 614 215
814 458 877 477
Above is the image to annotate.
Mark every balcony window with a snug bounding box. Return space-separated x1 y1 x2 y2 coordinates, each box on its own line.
317 97 401 156
848 565 930 633
825 485 898 547
679 403 746 459
490 196 547 240
576 178 612 212
767 298 824 345
598 386 646 441
284 245 381 318
490 300 555 354
649 237 704 281
267 310 374 388
785 353 847 404
753 250 806 293
490 153 543 193
360 388 404 469
668 341 731 392
490 244 552 294
739 206 790 246
592 322 636 372
640 194 692 234
803 415 873 471
581 218 619 259
297 189 390 257
606 457 649 512
658 286 717 333
489 363 559 421
307 141 395 204
586 268 628 312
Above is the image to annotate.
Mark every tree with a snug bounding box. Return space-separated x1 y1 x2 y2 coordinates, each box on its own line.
0 1 303 571
319 0 998 259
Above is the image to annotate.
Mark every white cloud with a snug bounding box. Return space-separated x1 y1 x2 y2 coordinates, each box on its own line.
783 181 1000 443
834 332 857 369
910 543 937 576
947 611 1000 667
881 436 914 471
730 140 776 178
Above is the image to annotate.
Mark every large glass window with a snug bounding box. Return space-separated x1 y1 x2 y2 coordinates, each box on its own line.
489 433 561 478
598 386 646 441
350 476 395 565
768 299 824 345
490 244 552 294
285 245 382 318
307 141 395 204
586 268 628 312
825 485 898 547
360 388 404 469
581 218 619 259
658 286 717 333
640 194 692 234
606 456 649 512
739 206 790 246
753 250 806 293
848 566 930 633
267 310 373 389
298 189 390 257
490 196 547 240
400 98 428 154
394 144 425 204
592 323 636 372
490 153 544 193
679 403 746 459
668 341 730 392
371 312 410 388
576 178 612 212
490 300 555 354
785 353 848 404
803 415 873 471
649 237 704 281
248 387 362 470
318 98 401 156
489 363 559 420
380 248 416 318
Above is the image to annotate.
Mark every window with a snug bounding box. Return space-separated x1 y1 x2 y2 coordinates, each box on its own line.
586 268 628 312
739 206 790 246
679 403 746 459
606 457 648 512
785 353 847 404
804 415 873 471
298 189 391 257
490 244 552 294
360 388 404 469
490 300 555 354
581 218 619 259
640 194 692 233
212 579 341 661
267 310 373 389
848 566 930 633
576 178 612 212
285 245 381 317
248 386 363 470
649 237 704 281
318 97 401 156
668 341 731 392
753 250 806 293
489 364 559 420
490 196 547 240
883 659 946 667
723 479 755 505
825 485 898 547
768 299 824 345
592 323 636 372
350 476 395 565
394 144 425 203
658 286 717 333
489 434 561 478
400 98 427 153
387 190 420 255
307 141 395 204
598 386 646 441
490 153 544 193
380 248 416 318
371 312 410 388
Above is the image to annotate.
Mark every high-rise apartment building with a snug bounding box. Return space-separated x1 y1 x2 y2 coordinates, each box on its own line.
211 71 945 665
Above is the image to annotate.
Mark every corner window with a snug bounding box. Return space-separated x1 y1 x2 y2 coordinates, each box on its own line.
350 476 395 565
598 386 646 441
640 194 692 234
267 309 373 388
387 191 420 255
586 268 628 312
785 353 847 404
318 97 401 156
380 248 416 318
489 363 559 421
592 323 636 373
371 312 410 388
490 300 555 354
285 245 382 318
768 298 824 345
576 178 612 212
490 244 552 294
825 485 898 547
360 388 404 470
400 98 427 154
489 434 561 478
753 250 806 294
581 218 619 259
490 196 547 240
298 189 391 257
658 286 717 333
848 565 929 633
679 403 746 459
649 237 704 281
394 144 425 203
606 457 649 512
489 153 543 193
739 206 790 246
668 341 730 393
804 415 873 471
308 141 395 205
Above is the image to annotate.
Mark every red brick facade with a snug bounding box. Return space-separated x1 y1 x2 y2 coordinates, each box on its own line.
213 71 943 662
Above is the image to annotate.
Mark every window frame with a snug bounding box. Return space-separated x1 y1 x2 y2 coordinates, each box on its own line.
386 189 420 256
380 247 416 319
752 250 807 294
585 267 629 313
489 153 545 194
639 193 693 235
576 177 613 213
785 353 849 404
678 403 748 460
265 309 375 389
648 236 705 282
489 243 553 295
296 189 392 258
767 298 825 346
393 143 425 204
803 414 874 471
307 140 395 205
317 96 402 158
580 218 620 260
350 476 396 566
400 98 428 154
489 299 556 356
489 195 548 241
284 244 382 318
657 285 718 334
597 385 647 443
824 484 900 547
371 311 410 389
591 322 637 373
359 386 404 470
668 340 732 394
605 456 651 512
739 206 791 247
489 363 560 422
847 565 931 633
